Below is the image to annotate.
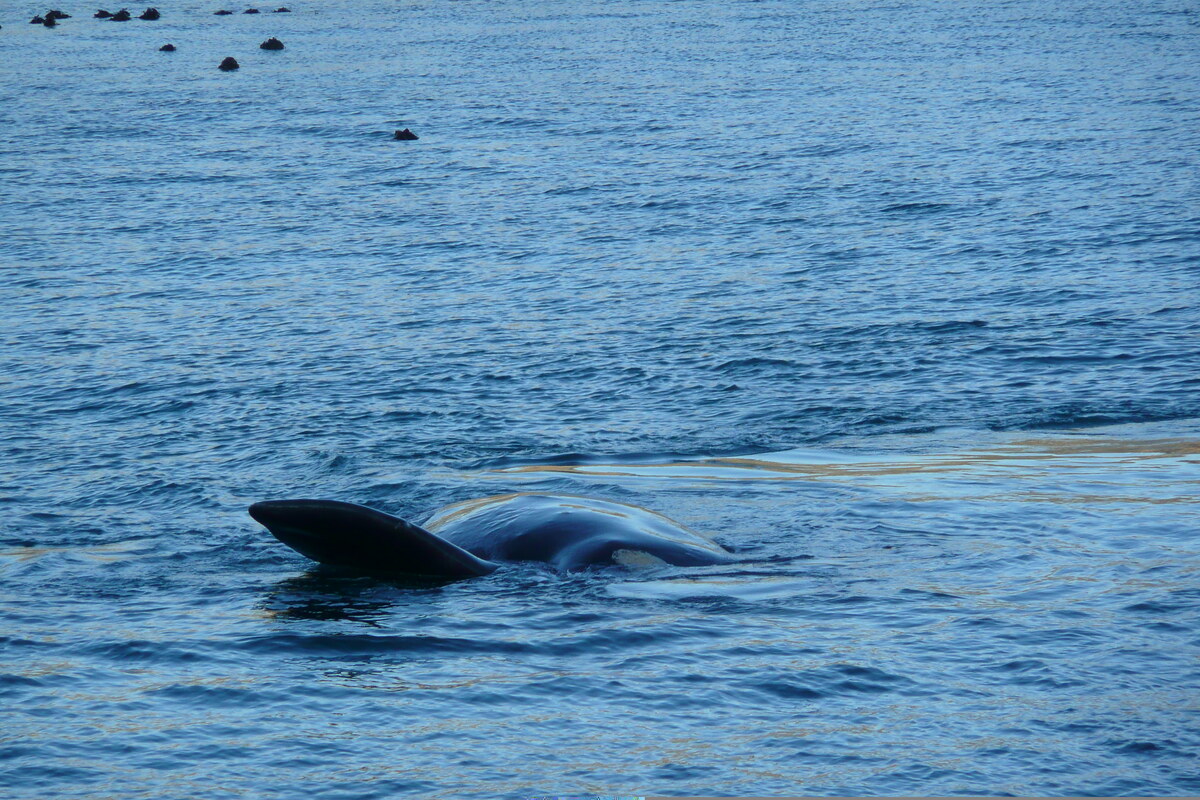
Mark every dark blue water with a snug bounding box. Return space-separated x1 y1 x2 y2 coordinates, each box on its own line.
2 1 1199 796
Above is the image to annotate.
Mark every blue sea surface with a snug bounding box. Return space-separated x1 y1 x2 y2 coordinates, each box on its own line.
1 0 1198 797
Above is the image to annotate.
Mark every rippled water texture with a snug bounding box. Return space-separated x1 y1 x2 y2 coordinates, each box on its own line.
2 0 1198 797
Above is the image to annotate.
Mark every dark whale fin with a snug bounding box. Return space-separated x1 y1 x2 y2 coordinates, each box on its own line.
249 499 498 579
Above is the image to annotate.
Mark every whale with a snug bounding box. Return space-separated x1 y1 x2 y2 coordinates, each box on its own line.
249 493 734 579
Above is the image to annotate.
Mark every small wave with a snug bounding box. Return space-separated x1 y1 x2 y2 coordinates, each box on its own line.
0 674 44 690
712 357 796 375
1000 137 1094 150
80 639 215 665
1123 600 1181 614
744 664 917 703
920 319 988 333
755 680 825 700
542 185 595 196
236 632 536 656
879 201 954 215
1006 406 1200 432
469 448 715 471
383 409 446 421
793 142 874 158
478 116 552 128
145 684 272 707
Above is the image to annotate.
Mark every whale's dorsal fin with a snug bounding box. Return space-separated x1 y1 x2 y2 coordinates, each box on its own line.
249 499 498 580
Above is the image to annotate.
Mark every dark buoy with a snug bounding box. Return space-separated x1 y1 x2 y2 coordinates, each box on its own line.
393 128 419 141
219 56 240 71
244 7 260 12
259 37 284 50
95 9 113 17
139 7 160 20
273 6 290 11
111 8 131 20
214 9 232 14
159 43 175 51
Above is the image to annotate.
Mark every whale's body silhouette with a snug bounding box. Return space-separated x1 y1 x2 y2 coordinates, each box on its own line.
250 493 733 579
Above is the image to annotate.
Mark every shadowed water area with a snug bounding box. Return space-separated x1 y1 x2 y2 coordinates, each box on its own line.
1 0 1198 797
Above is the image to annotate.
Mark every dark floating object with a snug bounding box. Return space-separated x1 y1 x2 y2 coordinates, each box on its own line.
30 15 46 23
259 37 284 50
273 6 290 11
249 495 734 578
42 15 57 27
219 56 240 70
159 43 175 51
95 9 112 17
244 7 260 12
48 9 71 18
393 128 419 141
139 7 160 20
111 8 131 20
214 9 232 14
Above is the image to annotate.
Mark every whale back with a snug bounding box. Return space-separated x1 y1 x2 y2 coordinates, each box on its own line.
424 493 733 571
250 493 732 578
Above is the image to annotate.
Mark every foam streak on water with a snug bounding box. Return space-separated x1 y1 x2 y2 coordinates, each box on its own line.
1 0 1198 797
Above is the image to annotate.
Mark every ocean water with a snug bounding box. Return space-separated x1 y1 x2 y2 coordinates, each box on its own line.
1 0 1198 796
